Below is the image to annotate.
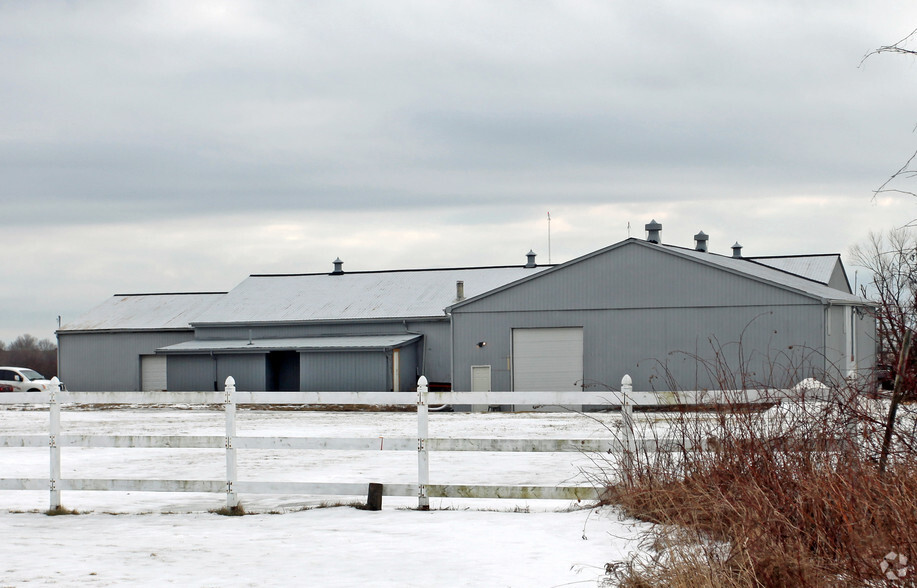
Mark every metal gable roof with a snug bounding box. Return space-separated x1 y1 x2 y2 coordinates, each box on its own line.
746 255 841 287
63 240 869 334
661 244 865 304
59 293 225 332
448 239 869 310
190 266 549 325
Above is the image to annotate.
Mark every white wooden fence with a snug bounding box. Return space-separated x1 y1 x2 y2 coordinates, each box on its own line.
0 375 789 511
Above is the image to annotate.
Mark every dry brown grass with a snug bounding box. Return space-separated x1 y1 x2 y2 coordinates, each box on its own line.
601 387 917 587
45 505 82 516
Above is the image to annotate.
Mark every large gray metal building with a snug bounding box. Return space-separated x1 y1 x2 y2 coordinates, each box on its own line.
58 222 875 393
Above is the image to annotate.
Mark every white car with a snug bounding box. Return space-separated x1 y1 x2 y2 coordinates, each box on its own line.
0 367 59 392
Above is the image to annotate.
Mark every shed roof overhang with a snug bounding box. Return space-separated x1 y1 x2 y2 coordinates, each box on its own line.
156 334 422 355
190 316 449 329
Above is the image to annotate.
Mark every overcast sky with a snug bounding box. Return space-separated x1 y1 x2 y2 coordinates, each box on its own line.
3 1 917 344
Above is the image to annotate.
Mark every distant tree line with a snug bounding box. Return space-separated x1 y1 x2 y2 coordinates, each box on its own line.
0 334 58 378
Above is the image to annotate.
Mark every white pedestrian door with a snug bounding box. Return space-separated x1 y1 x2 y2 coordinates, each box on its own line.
141 355 167 391
512 327 583 391
471 365 492 391
470 365 492 412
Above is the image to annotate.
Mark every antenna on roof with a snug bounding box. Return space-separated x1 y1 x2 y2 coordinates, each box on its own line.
547 211 552 264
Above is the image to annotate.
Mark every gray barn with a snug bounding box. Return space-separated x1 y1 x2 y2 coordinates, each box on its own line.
449 236 873 393
59 264 546 392
58 223 875 393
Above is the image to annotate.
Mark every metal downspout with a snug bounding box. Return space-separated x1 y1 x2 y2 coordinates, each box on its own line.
402 320 426 380
449 311 454 390
824 301 831 381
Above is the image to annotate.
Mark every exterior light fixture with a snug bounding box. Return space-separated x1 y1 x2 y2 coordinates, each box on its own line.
476 341 486 348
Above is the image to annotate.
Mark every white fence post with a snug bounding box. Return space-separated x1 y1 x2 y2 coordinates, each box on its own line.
417 376 429 510
49 377 62 511
224 376 238 510
621 375 635 471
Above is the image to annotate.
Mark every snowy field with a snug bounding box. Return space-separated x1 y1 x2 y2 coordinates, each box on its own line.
0 408 652 587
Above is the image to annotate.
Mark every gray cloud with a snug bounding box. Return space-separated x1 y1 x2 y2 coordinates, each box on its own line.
2 1 916 341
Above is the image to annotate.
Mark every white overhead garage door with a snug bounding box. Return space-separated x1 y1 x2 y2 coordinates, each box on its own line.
512 327 583 391
141 355 167 391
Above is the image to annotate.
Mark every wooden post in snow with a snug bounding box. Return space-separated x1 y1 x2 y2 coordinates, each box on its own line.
367 483 383 511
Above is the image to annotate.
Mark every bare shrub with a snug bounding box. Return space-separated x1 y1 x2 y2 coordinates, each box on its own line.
210 504 246 516
45 505 81 516
601 371 917 587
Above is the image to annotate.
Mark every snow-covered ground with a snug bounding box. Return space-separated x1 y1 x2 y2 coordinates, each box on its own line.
0 408 652 587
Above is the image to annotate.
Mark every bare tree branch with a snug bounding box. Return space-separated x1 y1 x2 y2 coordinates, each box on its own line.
861 27 917 65
873 149 917 202
863 29 917 208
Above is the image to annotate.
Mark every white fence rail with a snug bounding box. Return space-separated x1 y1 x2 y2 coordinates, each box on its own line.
0 375 787 511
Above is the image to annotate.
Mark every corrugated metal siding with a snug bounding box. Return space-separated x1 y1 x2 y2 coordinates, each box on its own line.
58 331 194 391
300 351 388 391
166 355 219 392
192 319 452 384
856 311 877 376
415 322 449 383
217 354 267 392
822 305 877 382
167 353 267 392
457 244 819 314
398 341 420 391
453 305 826 392
829 264 851 293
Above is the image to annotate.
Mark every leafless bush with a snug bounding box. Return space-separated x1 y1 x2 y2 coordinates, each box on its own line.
600 365 917 587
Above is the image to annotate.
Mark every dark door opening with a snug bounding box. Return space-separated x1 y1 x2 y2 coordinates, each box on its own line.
267 351 300 391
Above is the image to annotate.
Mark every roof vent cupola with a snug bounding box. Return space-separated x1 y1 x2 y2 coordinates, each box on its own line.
732 242 743 259
694 231 709 252
645 220 662 244
331 258 344 275
525 250 537 268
